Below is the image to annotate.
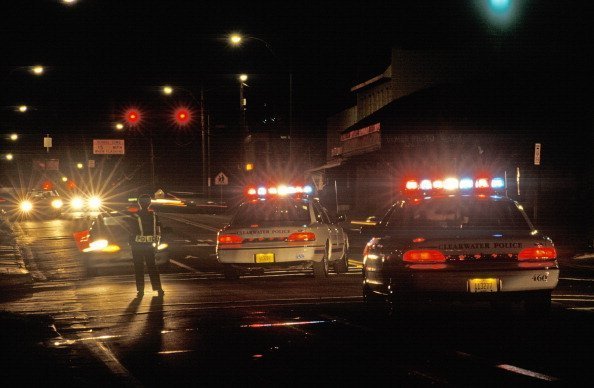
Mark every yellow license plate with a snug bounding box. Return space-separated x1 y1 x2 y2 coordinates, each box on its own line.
255 253 275 263
468 278 499 293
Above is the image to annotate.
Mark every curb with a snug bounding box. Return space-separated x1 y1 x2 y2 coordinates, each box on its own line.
0 218 34 287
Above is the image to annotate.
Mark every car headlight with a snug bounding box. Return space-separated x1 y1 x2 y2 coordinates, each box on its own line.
51 199 63 209
83 239 121 253
19 200 33 212
157 243 168 250
71 197 84 210
88 196 102 210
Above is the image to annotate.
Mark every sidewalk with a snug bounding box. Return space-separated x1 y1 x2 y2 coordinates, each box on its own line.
0 216 33 287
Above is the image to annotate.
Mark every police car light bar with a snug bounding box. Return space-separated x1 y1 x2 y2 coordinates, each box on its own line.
404 176 505 193
246 184 313 197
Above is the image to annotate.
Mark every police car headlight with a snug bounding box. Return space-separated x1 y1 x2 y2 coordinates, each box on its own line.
157 243 168 251
88 196 102 210
19 200 33 212
71 197 84 210
51 199 63 209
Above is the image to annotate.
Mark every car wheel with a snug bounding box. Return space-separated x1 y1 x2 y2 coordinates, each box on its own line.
223 264 240 280
333 240 349 274
524 291 552 316
313 242 330 280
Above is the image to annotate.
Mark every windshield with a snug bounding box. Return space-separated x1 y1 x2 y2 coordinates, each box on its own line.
230 198 311 228
382 196 533 231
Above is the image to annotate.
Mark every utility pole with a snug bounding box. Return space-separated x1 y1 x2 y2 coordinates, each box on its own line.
200 85 206 196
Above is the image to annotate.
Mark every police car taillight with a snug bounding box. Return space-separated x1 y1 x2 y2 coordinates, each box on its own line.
287 232 316 242
403 249 446 263
518 247 557 261
218 234 243 244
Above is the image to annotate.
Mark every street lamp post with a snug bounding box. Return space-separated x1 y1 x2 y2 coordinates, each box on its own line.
162 84 208 196
238 74 248 139
229 34 293 159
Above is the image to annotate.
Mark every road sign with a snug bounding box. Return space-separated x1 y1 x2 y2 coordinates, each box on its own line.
214 172 228 185
88 159 95 168
43 134 52 153
93 139 125 155
534 143 541 165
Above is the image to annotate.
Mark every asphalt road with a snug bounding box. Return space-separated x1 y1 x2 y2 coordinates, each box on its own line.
1 212 594 386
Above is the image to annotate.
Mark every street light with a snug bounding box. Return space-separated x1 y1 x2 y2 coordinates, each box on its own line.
5 154 13 161
114 122 124 130
18 105 28 113
228 33 293 159
30 66 44 76
9 133 18 141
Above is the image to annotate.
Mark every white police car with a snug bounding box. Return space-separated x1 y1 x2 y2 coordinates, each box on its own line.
362 175 559 315
216 184 349 280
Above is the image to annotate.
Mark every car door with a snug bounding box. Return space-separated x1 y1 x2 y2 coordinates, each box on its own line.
313 201 340 260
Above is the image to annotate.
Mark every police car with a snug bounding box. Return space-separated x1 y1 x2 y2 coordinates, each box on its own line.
216 184 349 280
362 175 559 315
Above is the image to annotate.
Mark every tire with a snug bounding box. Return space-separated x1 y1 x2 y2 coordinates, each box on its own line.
524 291 552 316
313 242 330 280
363 283 384 303
333 240 349 274
223 264 240 280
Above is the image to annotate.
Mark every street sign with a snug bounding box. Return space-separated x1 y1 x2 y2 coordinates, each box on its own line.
88 160 95 168
214 172 228 185
93 139 125 155
43 134 52 153
534 143 541 166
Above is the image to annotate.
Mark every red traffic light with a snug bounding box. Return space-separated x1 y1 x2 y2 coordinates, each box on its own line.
172 106 193 126
123 108 143 126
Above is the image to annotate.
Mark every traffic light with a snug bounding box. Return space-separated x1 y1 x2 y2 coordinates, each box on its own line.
172 106 193 127
123 107 143 127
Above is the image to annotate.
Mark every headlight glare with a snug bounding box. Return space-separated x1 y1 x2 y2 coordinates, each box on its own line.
88 196 102 210
20 200 33 212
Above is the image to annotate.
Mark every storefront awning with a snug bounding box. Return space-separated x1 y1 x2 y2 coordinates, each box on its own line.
305 159 344 174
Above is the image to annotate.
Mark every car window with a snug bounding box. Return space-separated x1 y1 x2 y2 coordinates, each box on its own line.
230 199 311 227
383 196 532 231
312 201 331 224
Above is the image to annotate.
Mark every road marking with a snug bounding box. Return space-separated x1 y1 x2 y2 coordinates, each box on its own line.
496 364 559 382
169 259 203 273
455 351 559 382
159 214 221 232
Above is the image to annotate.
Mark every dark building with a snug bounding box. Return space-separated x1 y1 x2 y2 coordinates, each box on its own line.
308 47 592 249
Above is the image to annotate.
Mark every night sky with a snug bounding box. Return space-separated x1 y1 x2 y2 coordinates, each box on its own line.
1 0 591 189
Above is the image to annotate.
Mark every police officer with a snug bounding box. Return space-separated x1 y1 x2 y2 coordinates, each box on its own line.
129 194 164 298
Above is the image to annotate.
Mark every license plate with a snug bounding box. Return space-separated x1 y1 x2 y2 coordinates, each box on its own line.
135 235 155 243
255 253 275 263
468 278 499 293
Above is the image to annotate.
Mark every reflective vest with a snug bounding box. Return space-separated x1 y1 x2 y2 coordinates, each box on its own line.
133 212 159 244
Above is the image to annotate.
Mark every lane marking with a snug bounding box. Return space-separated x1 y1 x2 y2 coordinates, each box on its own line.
159 214 220 232
455 351 559 382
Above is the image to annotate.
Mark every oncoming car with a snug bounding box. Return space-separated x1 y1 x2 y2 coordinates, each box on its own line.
216 184 349 280
66 192 105 216
74 210 170 276
18 189 63 219
362 175 559 315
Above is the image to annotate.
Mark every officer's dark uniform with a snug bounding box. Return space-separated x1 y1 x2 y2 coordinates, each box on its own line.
128 195 164 297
